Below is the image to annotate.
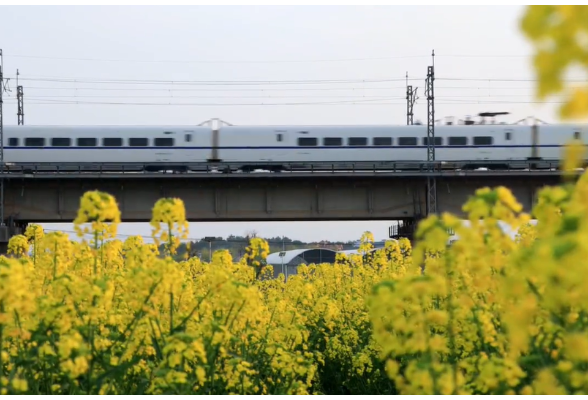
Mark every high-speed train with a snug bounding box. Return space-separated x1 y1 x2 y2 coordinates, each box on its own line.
1 121 587 172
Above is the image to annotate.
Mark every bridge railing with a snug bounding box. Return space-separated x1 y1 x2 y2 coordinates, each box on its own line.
0 160 565 176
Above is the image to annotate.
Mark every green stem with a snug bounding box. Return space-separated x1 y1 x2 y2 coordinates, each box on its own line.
445 251 457 395
168 223 173 256
33 236 37 267
100 232 105 271
169 290 174 335
93 230 98 276
0 301 4 393
53 241 58 280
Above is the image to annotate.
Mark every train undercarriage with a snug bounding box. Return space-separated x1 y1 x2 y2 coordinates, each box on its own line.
2 157 565 175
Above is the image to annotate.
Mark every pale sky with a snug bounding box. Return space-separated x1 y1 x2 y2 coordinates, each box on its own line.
0 5 574 242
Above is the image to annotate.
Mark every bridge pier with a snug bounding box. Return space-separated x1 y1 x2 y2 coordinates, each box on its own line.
0 226 9 254
388 181 427 243
387 173 566 243
0 220 26 255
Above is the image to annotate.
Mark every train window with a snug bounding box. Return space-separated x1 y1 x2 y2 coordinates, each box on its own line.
422 137 443 146
298 137 317 146
8 138 18 147
473 136 493 146
51 138 71 147
129 138 149 147
448 137 468 146
505 131 511 140
323 137 342 146
574 131 581 140
155 138 174 147
185 134 192 143
276 134 283 142
348 137 367 146
77 138 97 147
24 138 45 147
103 138 123 147
373 137 392 146
398 137 417 146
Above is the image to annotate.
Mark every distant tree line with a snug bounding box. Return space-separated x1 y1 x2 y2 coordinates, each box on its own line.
158 230 358 262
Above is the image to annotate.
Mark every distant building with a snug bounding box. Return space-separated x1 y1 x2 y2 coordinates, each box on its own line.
350 240 395 248
265 248 338 279
265 244 399 280
337 247 383 256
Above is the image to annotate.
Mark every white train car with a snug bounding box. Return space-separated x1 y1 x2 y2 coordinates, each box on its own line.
218 124 435 171
2 121 588 172
218 122 587 169
2 125 212 165
218 124 432 164
535 124 584 161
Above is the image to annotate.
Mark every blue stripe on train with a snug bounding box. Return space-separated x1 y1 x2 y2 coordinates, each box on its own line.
2 144 566 150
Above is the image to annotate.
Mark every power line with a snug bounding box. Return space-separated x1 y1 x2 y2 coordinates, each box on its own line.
20 85 409 92
18 93 570 101
437 77 588 83
8 76 414 86
1 53 533 65
3 54 431 64
0 74 577 108
20 84 564 92
3 97 401 106
0 99 570 106
5 75 587 88
22 94 404 99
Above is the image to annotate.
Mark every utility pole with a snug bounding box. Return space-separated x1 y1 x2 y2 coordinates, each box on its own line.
406 72 418 125
203 236 215 262
16 69 23 125
425 50 437 216
0 49 7 228
0 48 13 253
389 74 421 242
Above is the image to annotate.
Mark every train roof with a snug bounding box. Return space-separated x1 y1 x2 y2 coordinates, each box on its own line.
3 124 208 129
3 122 588 129
0 124 456 128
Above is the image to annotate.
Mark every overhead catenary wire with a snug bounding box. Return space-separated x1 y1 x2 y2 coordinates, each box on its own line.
1 53 534 65
4 74 587 85
1 78 574 106
16 93 570 100
1 83 577 103
6 76 415 86
0 99 571 106
0 69 581 110
17 85 557 92
21 94 405 99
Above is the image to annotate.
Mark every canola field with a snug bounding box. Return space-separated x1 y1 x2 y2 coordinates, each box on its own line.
1 145 588 395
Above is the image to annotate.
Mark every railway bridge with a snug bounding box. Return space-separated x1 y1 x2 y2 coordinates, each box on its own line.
0 160 576 251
